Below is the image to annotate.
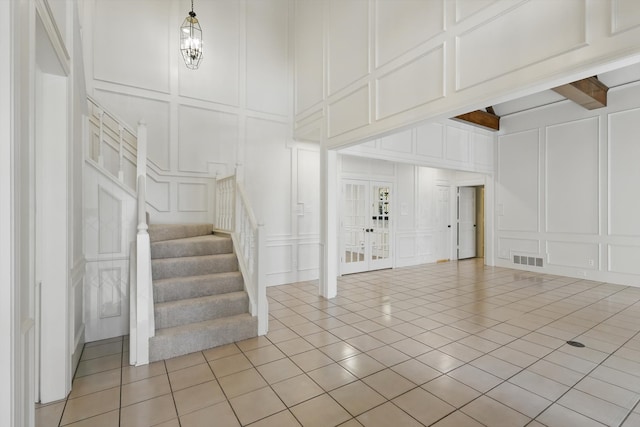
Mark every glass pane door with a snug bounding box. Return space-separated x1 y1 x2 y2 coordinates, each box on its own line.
369 183 392 270
342 181 368 274
341 180 393 274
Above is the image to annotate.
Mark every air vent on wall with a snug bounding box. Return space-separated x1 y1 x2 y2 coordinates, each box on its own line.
513 255 544 267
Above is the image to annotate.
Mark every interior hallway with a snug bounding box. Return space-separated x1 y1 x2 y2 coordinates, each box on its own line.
36 259 640 426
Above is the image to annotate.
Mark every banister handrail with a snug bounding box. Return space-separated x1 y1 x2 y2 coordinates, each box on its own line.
88 95 138 138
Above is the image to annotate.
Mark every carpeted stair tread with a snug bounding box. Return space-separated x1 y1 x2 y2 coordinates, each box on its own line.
153 271 244 303
151 234 233 259
152 253 238 280
149 313 257 362
148 223 213 243
154 291 249 329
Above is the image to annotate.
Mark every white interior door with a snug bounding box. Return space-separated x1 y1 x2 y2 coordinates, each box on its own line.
369 183 392 271
341 180 393 274
458 186 476 259
342 180 368 274
435 185 452 262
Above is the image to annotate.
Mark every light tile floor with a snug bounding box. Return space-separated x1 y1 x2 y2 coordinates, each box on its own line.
36 259 640 426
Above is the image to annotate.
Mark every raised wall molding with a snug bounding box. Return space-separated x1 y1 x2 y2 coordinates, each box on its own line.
327 85 371 138
98 267 122 319
611 0 640 35
456 0 587 90
375 45 445 120
98 186 122 255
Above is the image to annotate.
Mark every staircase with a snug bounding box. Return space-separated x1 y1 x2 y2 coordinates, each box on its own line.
148 223 258 362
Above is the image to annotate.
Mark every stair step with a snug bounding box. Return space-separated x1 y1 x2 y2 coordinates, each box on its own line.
152 253 238 280
154 291 249 329
148 223 213 243
151 234 232 259
154 271 244 303
149 313 258 362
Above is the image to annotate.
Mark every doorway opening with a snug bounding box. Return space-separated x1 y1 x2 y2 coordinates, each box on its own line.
457 185 485 260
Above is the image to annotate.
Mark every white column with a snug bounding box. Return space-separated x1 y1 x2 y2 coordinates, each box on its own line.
0 0 15 423
38 72 70 403
319 142 337 299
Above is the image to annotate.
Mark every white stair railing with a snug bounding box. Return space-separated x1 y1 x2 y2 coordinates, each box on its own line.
215 174 236 232
87 96 138 190
215 175 268 336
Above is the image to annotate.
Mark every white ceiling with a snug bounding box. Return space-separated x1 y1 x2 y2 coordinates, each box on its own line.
492 61 640 117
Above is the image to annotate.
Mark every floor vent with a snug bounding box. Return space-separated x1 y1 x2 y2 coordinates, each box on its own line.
513 255 544 267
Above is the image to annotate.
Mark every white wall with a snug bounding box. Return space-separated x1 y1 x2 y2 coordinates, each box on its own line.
1 0 87 420
295 0 640 149
82 0 323 289
338 113 493 272
342 119 494 174
338 155 491 270
496 81 640 286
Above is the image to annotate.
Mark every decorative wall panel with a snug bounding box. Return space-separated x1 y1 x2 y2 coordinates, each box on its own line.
295 0 324 114
146 176 170 213
298 243 320 271
177 105 238 173
178 0 240 106
416 234 433 257
380 129 412 153
178 183 208 212
376 46 444 120
397 235 416 260
612 0 640 34
244 118 291 237
546 117 599 234
473 132 494 169
72 274 84 343
246 0 289 115
608 108 640 236
328 85 370 137
497 130 539 232
547 241 598 269
497 238 539 260
94 89 171 171
98 267 122 318
297 149 320 236
328 0 369 96
415 123 444 159
267 244 293 274
455 0 500 23
457 0 586 89
609 244 640 274
98 187 121 254
375 0 444 67
445 125 470 163
93 0 170 93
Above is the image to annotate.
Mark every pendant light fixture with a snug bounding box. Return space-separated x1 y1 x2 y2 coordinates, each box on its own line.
180 0 203 70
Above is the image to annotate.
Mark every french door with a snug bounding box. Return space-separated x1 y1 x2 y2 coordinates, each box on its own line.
341 180 393 274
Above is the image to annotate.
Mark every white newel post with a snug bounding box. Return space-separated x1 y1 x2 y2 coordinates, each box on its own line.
135 120 152 365
256 223 268 335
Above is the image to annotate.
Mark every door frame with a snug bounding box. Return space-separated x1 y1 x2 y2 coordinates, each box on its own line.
456 184 486 261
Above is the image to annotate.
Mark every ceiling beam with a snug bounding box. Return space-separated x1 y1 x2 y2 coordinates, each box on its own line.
552 76 608 110
452 109 500 131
